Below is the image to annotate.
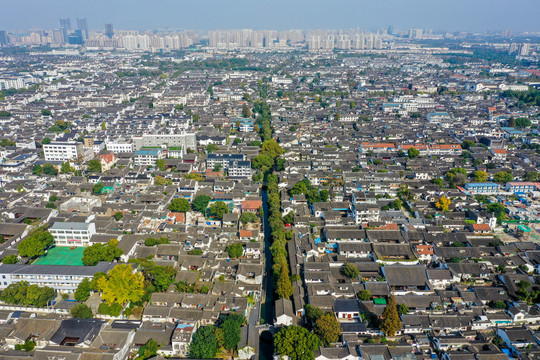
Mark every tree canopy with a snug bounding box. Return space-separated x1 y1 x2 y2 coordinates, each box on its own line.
189 326 217 358
226 243 243 258
209 201 229 219
314 313 341 346
17 230 54 259
342 262 360 278
87 159 102 173
0 281 55 308
435 195 451 212
168 198 190 213
137 339 160 360
70 303 93 319
82 240 123 266
98 264 145 305
274 325 321 360
381 295 402 336
239 212 259 224
191 194 212 213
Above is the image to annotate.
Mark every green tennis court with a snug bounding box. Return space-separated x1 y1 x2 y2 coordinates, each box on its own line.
33 246 86 266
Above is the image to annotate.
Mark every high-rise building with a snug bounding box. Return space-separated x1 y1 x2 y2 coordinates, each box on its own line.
60 18 71 42
519 43 531 56
0 31 8 47
387 25 393 36
508 43 519 55
77 18 89 40
52 29 64 45
105 24 114 38
68 30 84 45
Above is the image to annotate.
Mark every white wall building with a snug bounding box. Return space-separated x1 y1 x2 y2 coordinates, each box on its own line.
49 222 96 247
43 141 84 162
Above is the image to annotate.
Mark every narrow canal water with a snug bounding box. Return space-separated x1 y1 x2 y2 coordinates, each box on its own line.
259 188 274 360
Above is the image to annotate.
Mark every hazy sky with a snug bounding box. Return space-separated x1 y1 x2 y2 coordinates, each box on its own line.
1 0 539 33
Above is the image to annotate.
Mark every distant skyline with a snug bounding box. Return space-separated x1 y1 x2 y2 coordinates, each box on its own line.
1 0 540 33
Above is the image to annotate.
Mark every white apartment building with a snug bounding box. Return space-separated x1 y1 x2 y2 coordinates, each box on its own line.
105 139 135 153
134 149 163 166
133 132 196 152
49 222 96 247
43 141 84 162
0 262 115 292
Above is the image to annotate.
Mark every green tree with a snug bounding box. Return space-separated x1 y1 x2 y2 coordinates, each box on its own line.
82 240 123 266
41 109 52 116
144 237 170 247
98 264 145 305
473 170 488 182
275 265 294 299
183 172 205 182
249 140 262 147
226 243 243 258
189 326 217 358
315 313 341 346
445 167 468 187
486 203 506 223
74 277 92 302
1 255 18 264
87 159 102 173
213 163 222 172
168 198 190 213
491 300 506 309
60 162 73 174
381 295 402 336
342 262 360 278
239 212 259 224
154 175 172 186
494 171 513 183
191 195 211 213
71 303 93 319
283 212 294 225
357 290 372 301
209 201 229 219
397 303 409 315
113 212 124 221
220 313 246 350
156 159 166 171
242 103 252 118
15 340 35 352
251 153 274 171
0 281 55 308
305 304 323 325
407 147 420 159
137 339 160 360
462 140 476 150
206 144 219 154
261 139 284 157
431 177 444 187
274 325 321 360
41 137 51 144
17 230 54 258
91 183 104 195
524 171 540 182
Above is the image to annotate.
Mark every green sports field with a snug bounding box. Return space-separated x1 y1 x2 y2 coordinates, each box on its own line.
33 246 85 266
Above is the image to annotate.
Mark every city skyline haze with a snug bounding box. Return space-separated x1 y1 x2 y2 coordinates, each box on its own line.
1 0 539 33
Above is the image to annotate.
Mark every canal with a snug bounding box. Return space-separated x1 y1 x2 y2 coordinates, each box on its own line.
259 188 274 360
